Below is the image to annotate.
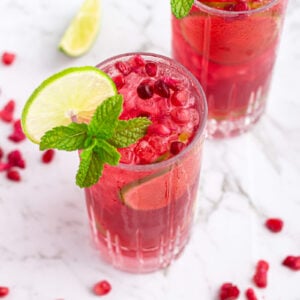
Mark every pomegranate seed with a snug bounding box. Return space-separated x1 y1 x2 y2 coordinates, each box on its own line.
42 149 55 163
170 141 185 155
145 62 157 77
245 288 258 300
0 286 9 297
219 283 240 300
148 136 168 155
0 99 15 123
6 169 21 181
112 75 125 90
8 119 26 143
154 79 170 98
2 52 15 65
115 61 131 75
265 218 284 233
282 256 300 271
137 81 154 99
171 108 190 124
7 150 26 169
171 90 189 106
233 1 249 11
134 140 156 164
253 260 269 288
93 280 111 296
0 162 11 172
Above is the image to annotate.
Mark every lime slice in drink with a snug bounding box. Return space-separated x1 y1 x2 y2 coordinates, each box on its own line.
120 154 200 211
21 66 117 144
120 168 171 211
59 0 101 57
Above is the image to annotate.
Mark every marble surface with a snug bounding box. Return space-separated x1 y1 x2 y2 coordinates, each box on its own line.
0 0 300 299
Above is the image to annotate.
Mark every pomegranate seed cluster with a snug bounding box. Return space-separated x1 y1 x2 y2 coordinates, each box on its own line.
102 55 200 165
218 216 300 299
0 69 55 182
92 280 112 296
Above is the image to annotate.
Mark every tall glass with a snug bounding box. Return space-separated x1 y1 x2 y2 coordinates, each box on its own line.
172 0 288 138
84 53 207 273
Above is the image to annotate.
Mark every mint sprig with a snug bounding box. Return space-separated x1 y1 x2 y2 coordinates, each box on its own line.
40 95 151 188
171 0 194 18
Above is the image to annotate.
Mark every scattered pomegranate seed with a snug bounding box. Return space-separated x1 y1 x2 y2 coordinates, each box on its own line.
163 77 181 91
0 286 9 297
115 61 131 75
130 55 145 71
8 119 26 143
42 149 55 164
145 62 157 77
282 256 300 271
253 260 269 288
265 218 284 233
0 162 11 172
170 141 185 155
219 283 240 300
7 150 25 169
112 75 125 90
245 288 258 300
2 52 16 65
93 280 111 296
0 99 15 123
6 169 21 181
154 79 170 98
137 81 154 99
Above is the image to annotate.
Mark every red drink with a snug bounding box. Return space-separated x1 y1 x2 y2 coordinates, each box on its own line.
172 0 288 138
84 53 207 273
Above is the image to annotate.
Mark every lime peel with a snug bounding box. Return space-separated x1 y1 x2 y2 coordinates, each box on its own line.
21 66 117 144
59 0 101 57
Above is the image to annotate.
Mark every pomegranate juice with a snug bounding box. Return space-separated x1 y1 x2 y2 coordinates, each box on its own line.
172 0 288 138
84 53 207 273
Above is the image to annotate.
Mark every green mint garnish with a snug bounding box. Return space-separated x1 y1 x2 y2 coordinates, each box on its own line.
40 94 151 188
171 0 194 18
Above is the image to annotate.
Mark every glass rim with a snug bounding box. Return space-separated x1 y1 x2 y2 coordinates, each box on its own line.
193 0 279 16
96 52 208 172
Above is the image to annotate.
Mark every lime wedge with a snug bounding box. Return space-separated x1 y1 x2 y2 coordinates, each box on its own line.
120 153 200 211
59 0 101 57
120 168 171 211
21 66 117 144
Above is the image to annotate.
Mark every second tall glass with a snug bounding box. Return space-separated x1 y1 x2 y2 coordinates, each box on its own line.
172 0 288 138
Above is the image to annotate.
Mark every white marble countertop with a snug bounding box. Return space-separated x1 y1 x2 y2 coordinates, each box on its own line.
0 0 300 299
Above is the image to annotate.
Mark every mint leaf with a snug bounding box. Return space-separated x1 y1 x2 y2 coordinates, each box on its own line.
171 0 193 18
40 122 88 151
95 140 121 166
88 94 123 139
76 146 104 188
109 118 151 148
39 93 151 188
